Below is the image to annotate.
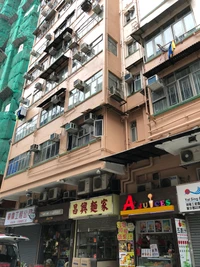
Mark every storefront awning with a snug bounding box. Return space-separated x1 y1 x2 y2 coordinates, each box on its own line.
101 128 200 165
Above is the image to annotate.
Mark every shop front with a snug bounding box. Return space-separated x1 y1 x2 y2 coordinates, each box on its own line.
177 181 200 267
119 187 190 267
69 194 119 267
4 206 40 266
35 202 75 267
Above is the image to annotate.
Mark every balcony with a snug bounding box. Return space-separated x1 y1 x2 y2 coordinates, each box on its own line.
125 49 143 71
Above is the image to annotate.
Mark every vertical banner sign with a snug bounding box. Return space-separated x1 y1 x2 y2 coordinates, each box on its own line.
175 219 192 267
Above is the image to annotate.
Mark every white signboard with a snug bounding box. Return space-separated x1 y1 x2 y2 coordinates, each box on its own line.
177 182 200 212
5 206 36 226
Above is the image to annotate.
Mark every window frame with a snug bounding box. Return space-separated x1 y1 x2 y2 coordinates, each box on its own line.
6 152 31 176
130 121 137 142
108 35 117 56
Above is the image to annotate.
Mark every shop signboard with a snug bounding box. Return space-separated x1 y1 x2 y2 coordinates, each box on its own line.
69 194 119 219
5 206 36 226
175 219 192 267
177 181 200 212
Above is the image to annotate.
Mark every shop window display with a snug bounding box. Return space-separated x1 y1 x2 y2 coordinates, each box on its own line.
41 224 71 267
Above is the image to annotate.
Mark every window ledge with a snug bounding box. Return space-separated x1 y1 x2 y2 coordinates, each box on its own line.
5 168 28 179
124 17 136 27
31 155 59 169
13 128 37 145
125 49 139 59
127 89 142 98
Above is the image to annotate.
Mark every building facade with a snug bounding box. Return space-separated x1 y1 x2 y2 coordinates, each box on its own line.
1 0 200 266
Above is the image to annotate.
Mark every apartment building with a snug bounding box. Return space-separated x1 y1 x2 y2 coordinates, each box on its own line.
1 0 200 266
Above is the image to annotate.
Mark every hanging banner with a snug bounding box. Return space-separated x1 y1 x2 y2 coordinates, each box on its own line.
175 219 192 267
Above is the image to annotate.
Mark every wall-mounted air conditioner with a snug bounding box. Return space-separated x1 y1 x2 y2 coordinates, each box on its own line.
147 75 164 91
84 113 96 124
68 38 78 49
137 182 152 193
49 47 57 56
47 0 54 9
35 82 43 91
41 9 48 17
180 146 200 165
30 49 39 57
50 133 60 142
49 72 59 82
51 95 61 104
45 33 52 41
19 97 29 106
78 178 92 196
63 190 76 200
48 187 61 201
92 3 102 15
73 51 82 62
124 73 133 83
30 144 41 152
160 176 180 188
34 62 43 71
65 122 78 133
63 32 72 42
23 72 33 81
93 174 110 192
40 20 49 31
81 43 91 54
26 198 37 207
38 191 48 203
81 0 92 12
74 79 85 90
110 86 124 102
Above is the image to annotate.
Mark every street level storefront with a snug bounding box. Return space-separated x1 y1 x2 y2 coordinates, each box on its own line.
35 202 74 267
119 187 191 267
5 206 41 266
177 181 200 267
69 194 119 267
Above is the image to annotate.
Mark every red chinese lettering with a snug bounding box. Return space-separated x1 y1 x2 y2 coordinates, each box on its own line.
73 204 78 214
11 213 15 219
23 210 28 218
80 202 88 214
15 212 19 219
7 213 11 220
101 199 108 212
19 211 23 219
90 201 98 213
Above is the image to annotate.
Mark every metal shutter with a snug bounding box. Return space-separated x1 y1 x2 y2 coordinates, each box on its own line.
77 216 118 231
14 225 41 265
187 215 200 267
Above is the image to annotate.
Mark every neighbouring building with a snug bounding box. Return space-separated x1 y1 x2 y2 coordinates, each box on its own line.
1 0 200 267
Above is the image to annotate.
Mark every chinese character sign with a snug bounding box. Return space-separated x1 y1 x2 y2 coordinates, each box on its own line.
69 194 119 219
5 206 36 226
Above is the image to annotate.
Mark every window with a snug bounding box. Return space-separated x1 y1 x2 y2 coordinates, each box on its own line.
131 121 137 142
33 90 42 103
68 70 103 108
125 9 135 24
127 74 141 96
152 60 200 114
108 36 117 56
127 41 138 56
108 72 121 89
40 100 64 126
145 11 196 60
33 140 60 165
7 152 31 176
67 118 103 150
15 115 38 142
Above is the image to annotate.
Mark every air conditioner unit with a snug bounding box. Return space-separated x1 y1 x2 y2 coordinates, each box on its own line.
147 75 164 91
92 3 102 15
38 191 48 203
73 51 82 62
48 188 61 201
40 21 49 31
49 47 57 56
125 73 133 83
77 178 92 196
137 182 152 193
74 79 85 90
47 0 54 8
23 72 33 81
68 38 78 49
50 133 60 142
34 62 43 71
65 122 78 133
93 174 110 192
110 86 124 102
160 176 180 188
180 146 200 165
81 43 91 54
19 97 29 106
30 144 41 152
84 113 96 124
34 82 43 91
45 33 52 41
63 190 76 200
81 0 92 12
26 198 36 207
63 32 72 42
49 72 59 82
65 0 71 3
51 95 61 104
30 49 39 57
41 9 48 17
